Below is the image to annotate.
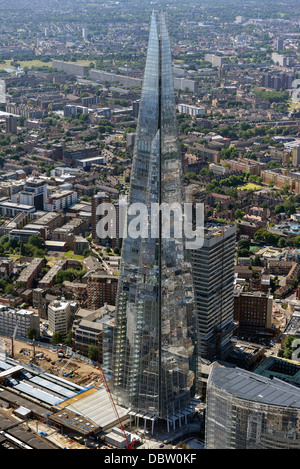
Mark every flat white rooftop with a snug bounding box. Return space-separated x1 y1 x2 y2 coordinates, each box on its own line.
0 365 23 379
64 387 129 431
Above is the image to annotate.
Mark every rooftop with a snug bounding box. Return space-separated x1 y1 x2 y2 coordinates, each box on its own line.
209 366 300 408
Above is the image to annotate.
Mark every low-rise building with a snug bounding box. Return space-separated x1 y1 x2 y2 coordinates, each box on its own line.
52 217 88 242
234 290 273 338
0 199 35 217
0 258 13 278
66 234 89 254
177 103 205 116
72 304 115 361
38 259 68 289
45 190 77 212
17 258 45 289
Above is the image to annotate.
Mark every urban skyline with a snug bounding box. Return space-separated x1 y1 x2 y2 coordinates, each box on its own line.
0 0 299 453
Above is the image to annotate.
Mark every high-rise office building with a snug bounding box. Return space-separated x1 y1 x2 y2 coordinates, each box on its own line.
108 12 196 425
92 192 110 242
92 192 125 249
191 219 236 364
292 146 300 167
48 298 71 336
275 37 284 50
132 100 140 118
5 115 17 134
0 79 6 104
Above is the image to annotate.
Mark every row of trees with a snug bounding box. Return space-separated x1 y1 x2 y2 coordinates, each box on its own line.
280 336 299 360
252 89 289 104
0 234 45 258
206 174 246 193
55 267 87 286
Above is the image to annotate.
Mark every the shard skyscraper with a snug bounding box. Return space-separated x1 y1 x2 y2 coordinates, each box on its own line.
109 11 195 423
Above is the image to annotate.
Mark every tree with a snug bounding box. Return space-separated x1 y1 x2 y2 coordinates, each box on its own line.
218 126 238 140
27 328 38 340
18 116 26 127
248 175 262 184
283 336 297 359
184 172 198 181
268 180 275 188
237 239 250 250
221 146 238 159
254 228 280 245
225 187 238 198
4 284 14 295
235 209 245 219
280 183 291 196
283 201 296 216
65 329 73 346
15 144 24 153
237 248 250 257
274 204 285 215
55 268 86 285
88 344 99 362
252 89 289 104
278 237 286 248
51 332 63 345
252 269 260 279
28 234 44 249
294 236 300 248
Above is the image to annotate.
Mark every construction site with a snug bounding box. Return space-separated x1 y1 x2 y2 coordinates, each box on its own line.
0 336 202 450
0 336 141 449
0 337 103 387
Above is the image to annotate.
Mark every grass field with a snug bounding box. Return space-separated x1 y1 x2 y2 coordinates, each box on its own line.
0 58 92 72
237 183 264 191
0 59 49 71
63 250 84 261
289 100 300 111
74 59 92 66
249 245 261 253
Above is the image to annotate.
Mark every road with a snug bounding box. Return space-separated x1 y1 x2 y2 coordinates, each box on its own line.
137 422 204 450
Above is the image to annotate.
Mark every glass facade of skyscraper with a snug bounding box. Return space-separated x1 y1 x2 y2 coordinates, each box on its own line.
108 12 195 420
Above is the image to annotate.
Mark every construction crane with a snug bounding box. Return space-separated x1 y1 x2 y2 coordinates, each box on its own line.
97 362 136 449
10 324 18 359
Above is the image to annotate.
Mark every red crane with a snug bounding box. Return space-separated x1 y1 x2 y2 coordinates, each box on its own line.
97 362 136 449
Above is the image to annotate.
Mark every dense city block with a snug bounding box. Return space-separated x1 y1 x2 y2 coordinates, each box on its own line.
0 0 299 452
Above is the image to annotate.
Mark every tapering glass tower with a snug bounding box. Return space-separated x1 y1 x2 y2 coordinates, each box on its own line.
109 12 195 420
